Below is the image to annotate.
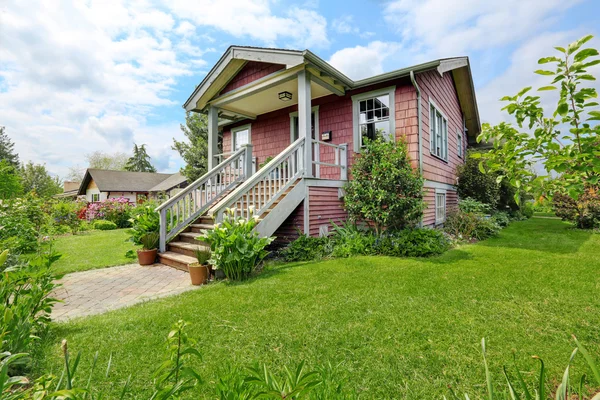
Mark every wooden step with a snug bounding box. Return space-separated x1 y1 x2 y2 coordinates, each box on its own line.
190 223 214 233
195 216 214 224
178 231 207 245
168 241 210 257
158 251 197 271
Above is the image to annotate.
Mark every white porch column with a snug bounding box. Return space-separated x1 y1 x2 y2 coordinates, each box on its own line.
297 70 313 178
207 106 219 170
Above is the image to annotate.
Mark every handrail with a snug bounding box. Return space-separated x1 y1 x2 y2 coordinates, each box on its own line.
209 137 306 222
156 145 251 252
311 140 348 180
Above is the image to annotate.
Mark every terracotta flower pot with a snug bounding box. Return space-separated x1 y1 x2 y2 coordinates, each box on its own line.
189 264 209 285
137 249 157 266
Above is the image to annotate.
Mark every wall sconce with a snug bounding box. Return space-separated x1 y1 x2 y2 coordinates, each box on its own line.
278 91 293 101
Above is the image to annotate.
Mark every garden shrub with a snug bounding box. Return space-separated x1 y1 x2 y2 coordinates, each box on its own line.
553 189 600 229
491 211 510 228
456 150 500 209
375 228 450 257
280 234 333 262
87 197 133 228
93 220 117 230
444 210 500 241
343 138 424 233
458 197 492 214
330 222 377 258
521 201 534 219
50 200 82 234
202 208 274 281
0 199 38 253
127 202 160 245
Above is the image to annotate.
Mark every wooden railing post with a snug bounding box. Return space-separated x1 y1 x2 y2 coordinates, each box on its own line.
244 144 253 179
159 208 167 253
340 143 348 180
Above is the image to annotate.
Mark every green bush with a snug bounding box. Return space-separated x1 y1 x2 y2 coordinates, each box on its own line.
375 228 450 257
0 199 38 253
457 150 500 209
93 220 117 230
202 208 274 281
444 211 500 241
280 234 333 262
491 211 510 228
521 201 534 219
458 197 492 214
51 200 81 234
553 189 600 229
343 138 424 233
127 202 160 245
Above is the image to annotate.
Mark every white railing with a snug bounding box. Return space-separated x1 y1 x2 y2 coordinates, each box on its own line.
312 140 348 180
209 137 306 222
215 152 257 174
156 145 252 252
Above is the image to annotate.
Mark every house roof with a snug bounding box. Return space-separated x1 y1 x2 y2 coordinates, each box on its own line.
77 169 186 195
148 172 187 192
183 45 481 140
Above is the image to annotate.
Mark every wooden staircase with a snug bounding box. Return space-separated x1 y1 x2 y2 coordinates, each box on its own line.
158 215 213 271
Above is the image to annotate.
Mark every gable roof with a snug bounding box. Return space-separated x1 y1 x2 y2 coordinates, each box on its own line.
77 169 185 195
148 172 187 192
184 45 481 139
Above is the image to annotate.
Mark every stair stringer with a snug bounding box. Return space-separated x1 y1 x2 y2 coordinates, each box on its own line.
255 179 305 238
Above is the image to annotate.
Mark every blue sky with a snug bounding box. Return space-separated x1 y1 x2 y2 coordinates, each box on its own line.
1 0 599 178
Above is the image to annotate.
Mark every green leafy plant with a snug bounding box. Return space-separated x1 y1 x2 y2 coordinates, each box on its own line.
374 228 450 257
491 212 511 228
280 234 333 262
51 200 82 234
93 220 118 231
476 35 600 208
343 138 424 234
201 208 274 281
330 222 377 258
127 203 160 245
195 249 211 265
459 197 492 214
444 211 500 241
140 232 160 251
553 188 600 229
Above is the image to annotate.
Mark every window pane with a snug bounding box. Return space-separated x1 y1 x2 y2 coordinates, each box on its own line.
375 121 390 140
367 98 374 110
234 129 249 150
366 110 374 122
359 112 367 124
377 95 390 108
360 100 366 112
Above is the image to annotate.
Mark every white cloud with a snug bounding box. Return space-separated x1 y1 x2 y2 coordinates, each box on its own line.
332 15 357 35
328 41 402 80
165 0 330 48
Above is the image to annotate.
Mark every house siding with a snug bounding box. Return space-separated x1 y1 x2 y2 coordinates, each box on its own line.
308 186 347 236
423 187 459 226
273 201 304 243
220 61 285 94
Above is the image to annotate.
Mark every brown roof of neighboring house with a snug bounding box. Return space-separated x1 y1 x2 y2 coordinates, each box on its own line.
148 172 187 192
77 169 187 195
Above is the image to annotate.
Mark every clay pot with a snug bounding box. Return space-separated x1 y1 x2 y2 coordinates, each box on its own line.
137 249 157 266
189 264 209 285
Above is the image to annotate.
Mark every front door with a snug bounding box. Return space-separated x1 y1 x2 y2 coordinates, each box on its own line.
291 111 316 143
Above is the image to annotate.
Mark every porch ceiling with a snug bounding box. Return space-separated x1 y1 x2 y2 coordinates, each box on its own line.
218 79 333 119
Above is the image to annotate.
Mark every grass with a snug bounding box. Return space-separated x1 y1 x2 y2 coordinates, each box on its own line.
51 229 137 275
534 211 559 218
37 218 600 398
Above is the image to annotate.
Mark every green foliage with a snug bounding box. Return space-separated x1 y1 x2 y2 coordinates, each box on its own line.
477 35 600 205
448 336 600 400
127 203 160 245
0 160 22 200
51 200 82 234
491 212 510 228
140 232 159 250
343 138 424 233
444 210 501 241
194 249 211 265
374 229 450 257
280 234 333 262
553 189 600 229
521 202 534 219
19 162 62 198
172 111 209 182
0 248 60 374
85 150 129 171
0 126 19 168
202 208 274 281
0 199 38 253
330 222 377 258
457 151 500 209
124 144 157 173
458 197 492 214
93 220 118 230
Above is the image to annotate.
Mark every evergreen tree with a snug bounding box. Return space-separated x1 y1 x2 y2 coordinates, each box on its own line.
124 144 157 172
19 161 62 197
0 160 22 199
172 112 209 182
0 127 19 167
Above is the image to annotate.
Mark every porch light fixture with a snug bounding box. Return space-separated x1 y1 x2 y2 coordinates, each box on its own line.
278 91 293 101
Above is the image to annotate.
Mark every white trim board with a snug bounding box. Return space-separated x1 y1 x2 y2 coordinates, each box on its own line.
424 180 456 191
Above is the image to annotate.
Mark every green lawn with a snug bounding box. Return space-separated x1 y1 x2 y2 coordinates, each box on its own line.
534 211 559 218
51 229 137 275
38 219 600 398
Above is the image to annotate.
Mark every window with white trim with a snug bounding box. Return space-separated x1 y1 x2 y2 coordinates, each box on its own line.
232 124 251 151
429 101 448 161
352 87 395 152
91 193 100 202
435 191 446 224
457 129 463 158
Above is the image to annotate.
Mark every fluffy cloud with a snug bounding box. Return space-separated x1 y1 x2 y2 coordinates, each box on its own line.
328 41 402 80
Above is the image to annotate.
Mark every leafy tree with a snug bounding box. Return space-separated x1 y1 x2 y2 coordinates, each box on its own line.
343 138 424 233
0 160 22 199
19 162 63 197
65 165 86 182
173 112 209 182
0 127 19 167
124 144 157 172
85 151 129 170
457 150 500 209
476 35 600 204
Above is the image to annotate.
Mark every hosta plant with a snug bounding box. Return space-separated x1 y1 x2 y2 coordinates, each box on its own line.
201 207 274 281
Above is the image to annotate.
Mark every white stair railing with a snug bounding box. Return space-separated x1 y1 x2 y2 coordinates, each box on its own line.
209 137 305 222
312 140 348 180
156 145 252 252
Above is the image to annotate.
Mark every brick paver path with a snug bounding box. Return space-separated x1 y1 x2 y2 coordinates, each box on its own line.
52 264 197 321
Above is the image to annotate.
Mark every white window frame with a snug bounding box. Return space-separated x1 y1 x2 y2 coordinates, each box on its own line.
91 193 100 202
232 124 252 151
457 128 463 159
435 189 446 225
289 105 319 143
351 86 396 153
429 99 448 162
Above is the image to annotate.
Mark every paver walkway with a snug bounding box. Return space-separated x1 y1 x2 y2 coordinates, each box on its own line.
52 263 198 321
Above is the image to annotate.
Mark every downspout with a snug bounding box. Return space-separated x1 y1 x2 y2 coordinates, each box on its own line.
410 71 424 228
409 71 423 174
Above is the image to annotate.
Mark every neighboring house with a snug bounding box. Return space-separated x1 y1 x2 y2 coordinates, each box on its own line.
77 169 188 203
157 46 480 269
54 181 81 199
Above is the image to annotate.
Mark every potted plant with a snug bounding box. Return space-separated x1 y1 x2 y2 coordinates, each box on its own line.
189 249 211 285
137 232 159 265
